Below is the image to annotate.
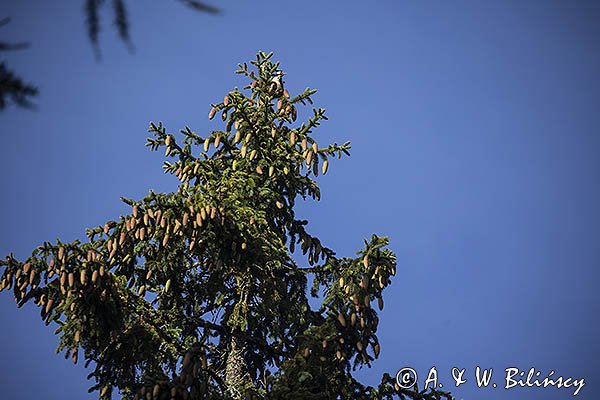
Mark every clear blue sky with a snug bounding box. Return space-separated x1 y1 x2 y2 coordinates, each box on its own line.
1 1 599 399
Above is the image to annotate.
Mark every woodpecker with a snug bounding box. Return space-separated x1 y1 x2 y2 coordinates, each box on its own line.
268 71 285 97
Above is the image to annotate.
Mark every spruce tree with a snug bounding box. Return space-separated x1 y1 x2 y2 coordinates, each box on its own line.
0 51 453 400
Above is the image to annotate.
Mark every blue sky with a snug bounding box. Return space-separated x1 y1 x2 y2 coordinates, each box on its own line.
1 1 599 399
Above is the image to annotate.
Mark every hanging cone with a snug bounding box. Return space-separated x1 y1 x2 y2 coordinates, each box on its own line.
208 107 217 120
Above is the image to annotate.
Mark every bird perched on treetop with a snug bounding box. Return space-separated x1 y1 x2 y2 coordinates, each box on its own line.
268 71 285 97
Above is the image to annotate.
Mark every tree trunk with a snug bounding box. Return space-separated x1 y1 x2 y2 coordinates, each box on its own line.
225 333 248 400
